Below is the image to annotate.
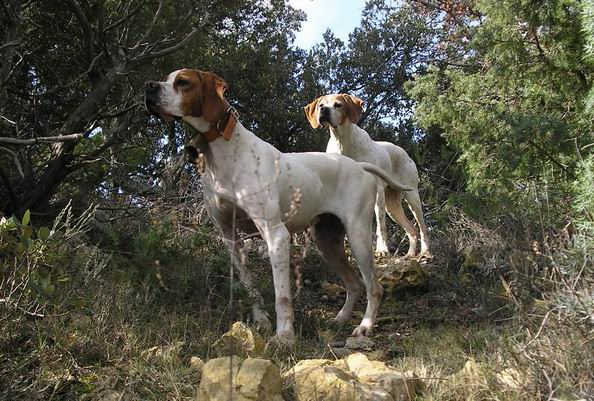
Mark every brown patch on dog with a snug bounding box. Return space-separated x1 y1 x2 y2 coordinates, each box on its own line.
176 70 228 122
304 96 322 129
340 94 364 125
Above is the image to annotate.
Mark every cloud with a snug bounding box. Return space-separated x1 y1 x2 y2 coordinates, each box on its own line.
289 0 365 49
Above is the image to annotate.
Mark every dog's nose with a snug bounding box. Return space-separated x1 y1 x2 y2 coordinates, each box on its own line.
145 81 160 93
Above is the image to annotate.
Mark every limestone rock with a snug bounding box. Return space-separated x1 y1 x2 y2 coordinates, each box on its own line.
379 259 425 292
288 359 393 401
198 356 283 401
346 353 420 401
286 354 421 401
235 358 284 401
212 321 265 357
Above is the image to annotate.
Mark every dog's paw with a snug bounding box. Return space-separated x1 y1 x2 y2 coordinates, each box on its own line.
375 251 391 259
351 323 374 337
375 244 390 257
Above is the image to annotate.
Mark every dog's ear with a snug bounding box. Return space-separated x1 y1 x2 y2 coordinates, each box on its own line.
341 94 364 124
304 97 322 129
200 71 228 122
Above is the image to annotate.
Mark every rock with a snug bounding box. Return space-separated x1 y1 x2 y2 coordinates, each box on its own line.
212 321 265 357
288 359 393 401
198 356 241 400
379 259 425 292
198 356 283 401
345 336 376 351
235 358 284 401
346 353 420 401
141 341 184 362
286 354 421 401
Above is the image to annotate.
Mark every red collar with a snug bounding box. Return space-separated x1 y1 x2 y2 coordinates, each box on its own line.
201 106 239 143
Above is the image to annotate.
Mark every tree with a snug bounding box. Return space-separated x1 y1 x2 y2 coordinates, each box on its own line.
408 0 593 221
0 0 307 219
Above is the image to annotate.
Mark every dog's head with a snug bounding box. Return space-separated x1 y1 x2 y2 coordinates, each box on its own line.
144 69 228 132
304 94 364 129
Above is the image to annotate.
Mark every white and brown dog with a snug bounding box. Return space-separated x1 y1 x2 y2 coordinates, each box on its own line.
305 94 430 258
145 70 413 344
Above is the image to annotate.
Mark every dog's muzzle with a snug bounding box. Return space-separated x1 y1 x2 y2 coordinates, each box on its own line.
319 106 331 125
144 81 161 114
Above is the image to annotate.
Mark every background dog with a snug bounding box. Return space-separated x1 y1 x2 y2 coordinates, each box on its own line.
305 94 430 258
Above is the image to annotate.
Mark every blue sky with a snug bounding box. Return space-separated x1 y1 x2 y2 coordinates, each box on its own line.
288 0 366 49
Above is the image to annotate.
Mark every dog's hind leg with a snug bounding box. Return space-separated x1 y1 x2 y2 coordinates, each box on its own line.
403 190 431 256
374 184 390 256
385 188 419 258
311 214 364 326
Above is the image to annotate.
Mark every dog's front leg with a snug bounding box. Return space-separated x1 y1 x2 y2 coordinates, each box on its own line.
254 218 295 345
219 227 273 332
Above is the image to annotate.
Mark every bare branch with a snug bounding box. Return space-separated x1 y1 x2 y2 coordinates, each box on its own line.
137 0 164 45
0 133 86 145
103 2 144 32
131 10 209 64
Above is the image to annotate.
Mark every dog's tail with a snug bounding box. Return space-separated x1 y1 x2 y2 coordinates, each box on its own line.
358 162 412 191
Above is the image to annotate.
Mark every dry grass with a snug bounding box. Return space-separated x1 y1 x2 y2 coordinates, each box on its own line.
1 198 593 400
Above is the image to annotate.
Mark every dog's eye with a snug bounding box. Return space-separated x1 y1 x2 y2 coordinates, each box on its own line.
335 103 343 108
177 79 190 87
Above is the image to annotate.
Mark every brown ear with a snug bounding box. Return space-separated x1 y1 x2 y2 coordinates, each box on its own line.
341 94 364 124
200 71 228 122
304 97 322 129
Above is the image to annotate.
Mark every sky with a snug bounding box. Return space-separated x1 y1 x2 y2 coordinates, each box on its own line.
288 0 366 49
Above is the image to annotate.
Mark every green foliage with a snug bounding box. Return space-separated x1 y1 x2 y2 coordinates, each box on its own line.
0 207 79 315
583 0 594 114
408 0 593 226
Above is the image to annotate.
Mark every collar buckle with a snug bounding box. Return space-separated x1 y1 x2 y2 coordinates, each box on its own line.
215 106 240 135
